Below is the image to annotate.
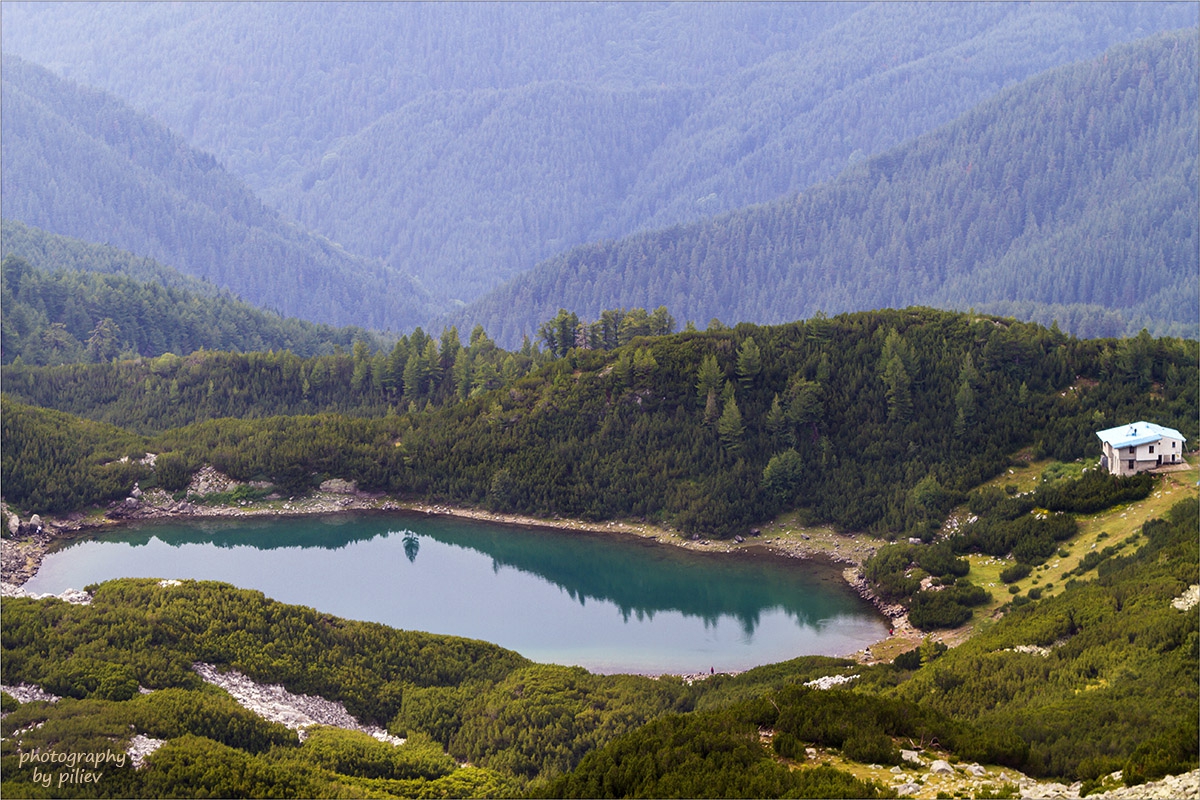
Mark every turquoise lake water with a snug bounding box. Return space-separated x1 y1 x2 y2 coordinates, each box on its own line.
23 512 887 674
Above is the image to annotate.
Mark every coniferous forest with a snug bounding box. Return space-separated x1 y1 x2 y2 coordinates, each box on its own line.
459 30 1199 345
1 4 1198 799
5 308 1196 534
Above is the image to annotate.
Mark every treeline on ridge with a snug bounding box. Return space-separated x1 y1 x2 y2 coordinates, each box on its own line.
5 4 1192 312
4 308 1196 540
1 55 433 330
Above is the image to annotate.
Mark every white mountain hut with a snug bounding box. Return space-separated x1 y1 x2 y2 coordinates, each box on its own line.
1096 421 1186 476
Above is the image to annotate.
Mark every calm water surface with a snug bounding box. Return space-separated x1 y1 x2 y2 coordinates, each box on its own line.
24 513 887 674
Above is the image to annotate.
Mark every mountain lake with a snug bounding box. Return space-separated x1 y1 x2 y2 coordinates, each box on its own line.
22 512 889 674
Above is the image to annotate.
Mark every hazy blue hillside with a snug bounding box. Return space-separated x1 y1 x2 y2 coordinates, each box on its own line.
287 82 699 301
0 55 432 331
1 2 853 194
2 219 225 297
0 222 382 364
4 2 1193 306
457 31 1199 346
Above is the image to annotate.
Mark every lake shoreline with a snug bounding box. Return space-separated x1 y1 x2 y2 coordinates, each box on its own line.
2 484 876 583
2 480 914 668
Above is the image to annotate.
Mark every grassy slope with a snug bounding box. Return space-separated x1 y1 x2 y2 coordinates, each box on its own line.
961 454 1196 609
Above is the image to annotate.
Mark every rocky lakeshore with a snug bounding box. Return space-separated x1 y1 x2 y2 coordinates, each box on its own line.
0 470 408 587
1 467 883 588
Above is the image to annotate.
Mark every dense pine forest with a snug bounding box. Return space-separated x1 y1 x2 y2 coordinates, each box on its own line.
4 5 1195 328
4 308 1196 536
0 248 382 365
460 30 1199 345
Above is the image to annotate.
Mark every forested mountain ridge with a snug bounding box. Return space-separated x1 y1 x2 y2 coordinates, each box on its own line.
2 219 226 297
1 317 547 436
3 3 1194 306
0 55 432 331
5 308 1196 540
459 30 1200 346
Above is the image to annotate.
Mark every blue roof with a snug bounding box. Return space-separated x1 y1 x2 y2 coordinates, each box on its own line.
1096 421 1186 448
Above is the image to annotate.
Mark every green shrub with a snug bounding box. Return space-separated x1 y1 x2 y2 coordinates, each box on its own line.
773 731 805 760
1036 471 1154 514
893 640 948 671
1123 721 1199 786
842 730 900 765
916 542 970 578
300 727 456 781
154 452 194 492
42 658 138 701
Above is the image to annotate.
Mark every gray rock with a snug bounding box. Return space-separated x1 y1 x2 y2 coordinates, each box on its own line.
28 514 42 530
901 749 923 765
896 783 921 795
967 764 987 777
0 682 61 704
128 733 166 769
930 759 954 774
57 588 93 605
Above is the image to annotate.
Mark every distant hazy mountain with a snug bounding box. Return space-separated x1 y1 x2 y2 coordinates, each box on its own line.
456 31 1199 345
0 55 432 331
4 2 1194 306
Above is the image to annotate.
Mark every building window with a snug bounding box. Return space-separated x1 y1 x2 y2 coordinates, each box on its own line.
1127 446 1135 455
1128 460 1135 471
1149 445 1155 454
